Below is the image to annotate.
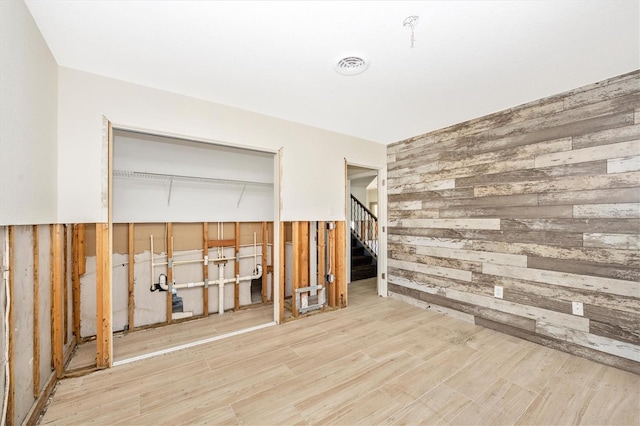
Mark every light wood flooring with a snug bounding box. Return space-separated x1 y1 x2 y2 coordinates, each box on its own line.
42 279 639 425
66 304 274 371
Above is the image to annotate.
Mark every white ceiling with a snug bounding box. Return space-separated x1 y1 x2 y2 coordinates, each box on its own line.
25 0 639 145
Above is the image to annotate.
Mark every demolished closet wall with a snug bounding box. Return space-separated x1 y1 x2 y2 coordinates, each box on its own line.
78 222 273 337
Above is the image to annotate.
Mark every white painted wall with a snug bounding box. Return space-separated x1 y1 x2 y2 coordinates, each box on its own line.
113 132 274 222
0 0 58 225
57 67 386 223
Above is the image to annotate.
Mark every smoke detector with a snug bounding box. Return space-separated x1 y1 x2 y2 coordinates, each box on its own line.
334 52 369 76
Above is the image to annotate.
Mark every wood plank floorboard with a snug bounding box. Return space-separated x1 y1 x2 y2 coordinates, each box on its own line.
66 303 274 370
41 279 639 425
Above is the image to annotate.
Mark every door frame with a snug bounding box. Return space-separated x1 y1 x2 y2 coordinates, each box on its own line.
98 119 283 367
345 160 387 297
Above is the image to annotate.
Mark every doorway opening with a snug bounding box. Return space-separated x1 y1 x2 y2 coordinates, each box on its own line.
346 163 383 298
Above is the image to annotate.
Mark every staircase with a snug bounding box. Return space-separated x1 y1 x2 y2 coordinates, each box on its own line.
350 194 378 281
351 235 377 281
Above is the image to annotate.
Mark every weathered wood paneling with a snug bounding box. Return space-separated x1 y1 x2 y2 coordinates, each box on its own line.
387 70 640 373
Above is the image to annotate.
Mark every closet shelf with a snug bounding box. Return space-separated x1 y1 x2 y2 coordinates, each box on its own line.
113 170 273 188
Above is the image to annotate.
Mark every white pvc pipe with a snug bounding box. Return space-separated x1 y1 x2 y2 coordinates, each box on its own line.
218 262 225 315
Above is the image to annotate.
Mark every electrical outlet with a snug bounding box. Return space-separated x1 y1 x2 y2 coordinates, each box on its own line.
494 286 503 299
572 301 584 316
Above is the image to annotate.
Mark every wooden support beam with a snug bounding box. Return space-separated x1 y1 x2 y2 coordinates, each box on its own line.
128 223 135 331
335 221 347 308
207 239 236 248
299 222 310 306
202 222 209 317
327 223 336 308
262 222 268 303
234 222 240 311
63 225 68 345
51 224 64 376
166 222 173 324
279 223 285 323
32 225 40 398
77 223 86 276
317 221 325 300
95 223 112 368
291 222 300 317
7 226 15 424
71 225 81 341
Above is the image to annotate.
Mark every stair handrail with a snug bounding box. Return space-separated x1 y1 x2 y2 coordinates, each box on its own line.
350 194 378 258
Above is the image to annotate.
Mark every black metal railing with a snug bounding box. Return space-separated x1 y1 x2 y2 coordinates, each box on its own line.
350 194 378 258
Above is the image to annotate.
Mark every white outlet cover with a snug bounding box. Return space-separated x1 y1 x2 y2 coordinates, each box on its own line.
494 286 503 299
572 301 584 316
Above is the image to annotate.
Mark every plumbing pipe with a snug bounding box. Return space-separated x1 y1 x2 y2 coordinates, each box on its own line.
171 258 205 266
218 262 225 315
171 263 263 309
172 264 263 290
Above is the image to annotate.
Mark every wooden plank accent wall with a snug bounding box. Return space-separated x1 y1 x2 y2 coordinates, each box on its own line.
387 70 640 373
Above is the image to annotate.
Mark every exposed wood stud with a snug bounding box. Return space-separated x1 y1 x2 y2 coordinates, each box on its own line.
166 222 173 324
301 222 309 290
262 222 268 304
63 224 68 345
335 221 347 308
207 239 236 248
32 225 40 398
291 222 300 317
128 223 135 330
7 226 15 425
77 224 86 275
327 223 336 308
235 222 240 311
317 222 326 298
49 226 54 371
51 224 64 376
95 223 112 368
279 222 285 322
203 222 209 317
71 225 81 340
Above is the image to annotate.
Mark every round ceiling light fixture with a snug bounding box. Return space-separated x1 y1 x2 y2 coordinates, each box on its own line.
334 52 370 76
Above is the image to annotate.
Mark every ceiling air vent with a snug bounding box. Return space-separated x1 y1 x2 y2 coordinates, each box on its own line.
334 52 369 76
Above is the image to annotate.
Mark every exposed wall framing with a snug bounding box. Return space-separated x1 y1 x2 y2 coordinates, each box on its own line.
202 222 209 317
50 225 64 377
165 222 173 324
7 227 15 425
32 225 40 398
279 222 285 323
95 223 112 368
71 225 82 340
261 222 268 303
127 223 135 330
